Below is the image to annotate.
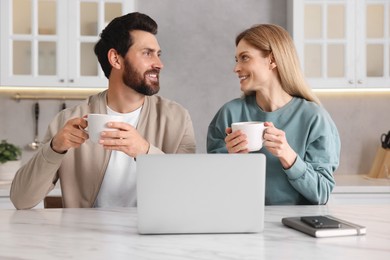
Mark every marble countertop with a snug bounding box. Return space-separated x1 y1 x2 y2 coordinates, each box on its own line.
0 205 389 259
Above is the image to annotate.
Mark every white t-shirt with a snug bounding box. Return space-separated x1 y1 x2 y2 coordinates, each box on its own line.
94 106 142 207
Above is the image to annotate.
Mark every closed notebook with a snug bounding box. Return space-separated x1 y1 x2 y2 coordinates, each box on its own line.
282 215 366 238
137 154 266 234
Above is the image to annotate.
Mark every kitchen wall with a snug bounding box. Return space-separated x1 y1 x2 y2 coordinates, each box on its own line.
0 0 389 176
318 92 389 176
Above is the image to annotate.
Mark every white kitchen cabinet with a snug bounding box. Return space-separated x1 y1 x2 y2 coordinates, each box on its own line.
288 0 390 89
0 0 135 88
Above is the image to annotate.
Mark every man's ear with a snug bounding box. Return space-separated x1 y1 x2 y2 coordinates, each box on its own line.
108 49 121 69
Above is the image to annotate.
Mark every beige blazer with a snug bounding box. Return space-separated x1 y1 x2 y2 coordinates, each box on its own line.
10 91 196 209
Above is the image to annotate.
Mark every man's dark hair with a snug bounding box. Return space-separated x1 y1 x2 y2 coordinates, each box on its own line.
94 12 158 79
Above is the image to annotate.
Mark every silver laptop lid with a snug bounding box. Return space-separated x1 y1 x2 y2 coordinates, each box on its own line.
137 154 266 234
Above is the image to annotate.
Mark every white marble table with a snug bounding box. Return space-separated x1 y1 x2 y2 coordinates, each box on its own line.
0 205 389 259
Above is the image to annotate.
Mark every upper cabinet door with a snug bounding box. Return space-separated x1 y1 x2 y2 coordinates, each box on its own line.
362 1 390 88
0 0 135 88
288 0 390 89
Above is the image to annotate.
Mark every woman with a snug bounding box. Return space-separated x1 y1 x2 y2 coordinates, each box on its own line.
207 24 340 205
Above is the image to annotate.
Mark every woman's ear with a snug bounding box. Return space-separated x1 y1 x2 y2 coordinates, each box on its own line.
108 48 121 69
269 53 277 69
269 61 277 69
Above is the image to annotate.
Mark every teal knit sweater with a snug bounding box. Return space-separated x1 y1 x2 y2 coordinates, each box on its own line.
207 96 340 205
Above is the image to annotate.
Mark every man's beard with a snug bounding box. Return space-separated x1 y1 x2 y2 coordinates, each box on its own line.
122 59 160 96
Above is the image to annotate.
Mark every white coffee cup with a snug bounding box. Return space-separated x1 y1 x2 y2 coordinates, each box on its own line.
87 114 124 143
231 121 267 152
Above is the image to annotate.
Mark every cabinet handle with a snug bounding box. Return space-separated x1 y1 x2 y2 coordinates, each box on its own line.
59 79 65 83
69 79 74 83
357 80 363 84
348 80 354 84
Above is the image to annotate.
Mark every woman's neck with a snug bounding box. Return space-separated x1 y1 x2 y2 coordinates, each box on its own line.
255 87 292 112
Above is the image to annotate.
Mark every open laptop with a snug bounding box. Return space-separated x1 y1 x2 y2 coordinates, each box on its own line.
136 154 266 234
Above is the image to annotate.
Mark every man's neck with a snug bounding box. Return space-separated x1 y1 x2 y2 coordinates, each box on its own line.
106 84 145 113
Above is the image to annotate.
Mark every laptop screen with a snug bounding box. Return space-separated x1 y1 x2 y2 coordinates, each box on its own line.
137 154 266 234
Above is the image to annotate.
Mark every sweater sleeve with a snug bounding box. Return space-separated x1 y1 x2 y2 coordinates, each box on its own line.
284 125 340 205
10 113 65 209
207 108 229 154
10 108 72 209
10 138 64 210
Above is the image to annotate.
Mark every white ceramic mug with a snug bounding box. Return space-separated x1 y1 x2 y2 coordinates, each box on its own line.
231 121 267 152
87 114 124 143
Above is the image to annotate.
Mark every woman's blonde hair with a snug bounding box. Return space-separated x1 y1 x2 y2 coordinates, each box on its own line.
236 24 320 104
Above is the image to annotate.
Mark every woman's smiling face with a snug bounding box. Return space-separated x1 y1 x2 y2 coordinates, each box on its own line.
234 39 275 93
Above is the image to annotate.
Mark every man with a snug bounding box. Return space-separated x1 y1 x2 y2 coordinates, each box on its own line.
10 12 196 209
